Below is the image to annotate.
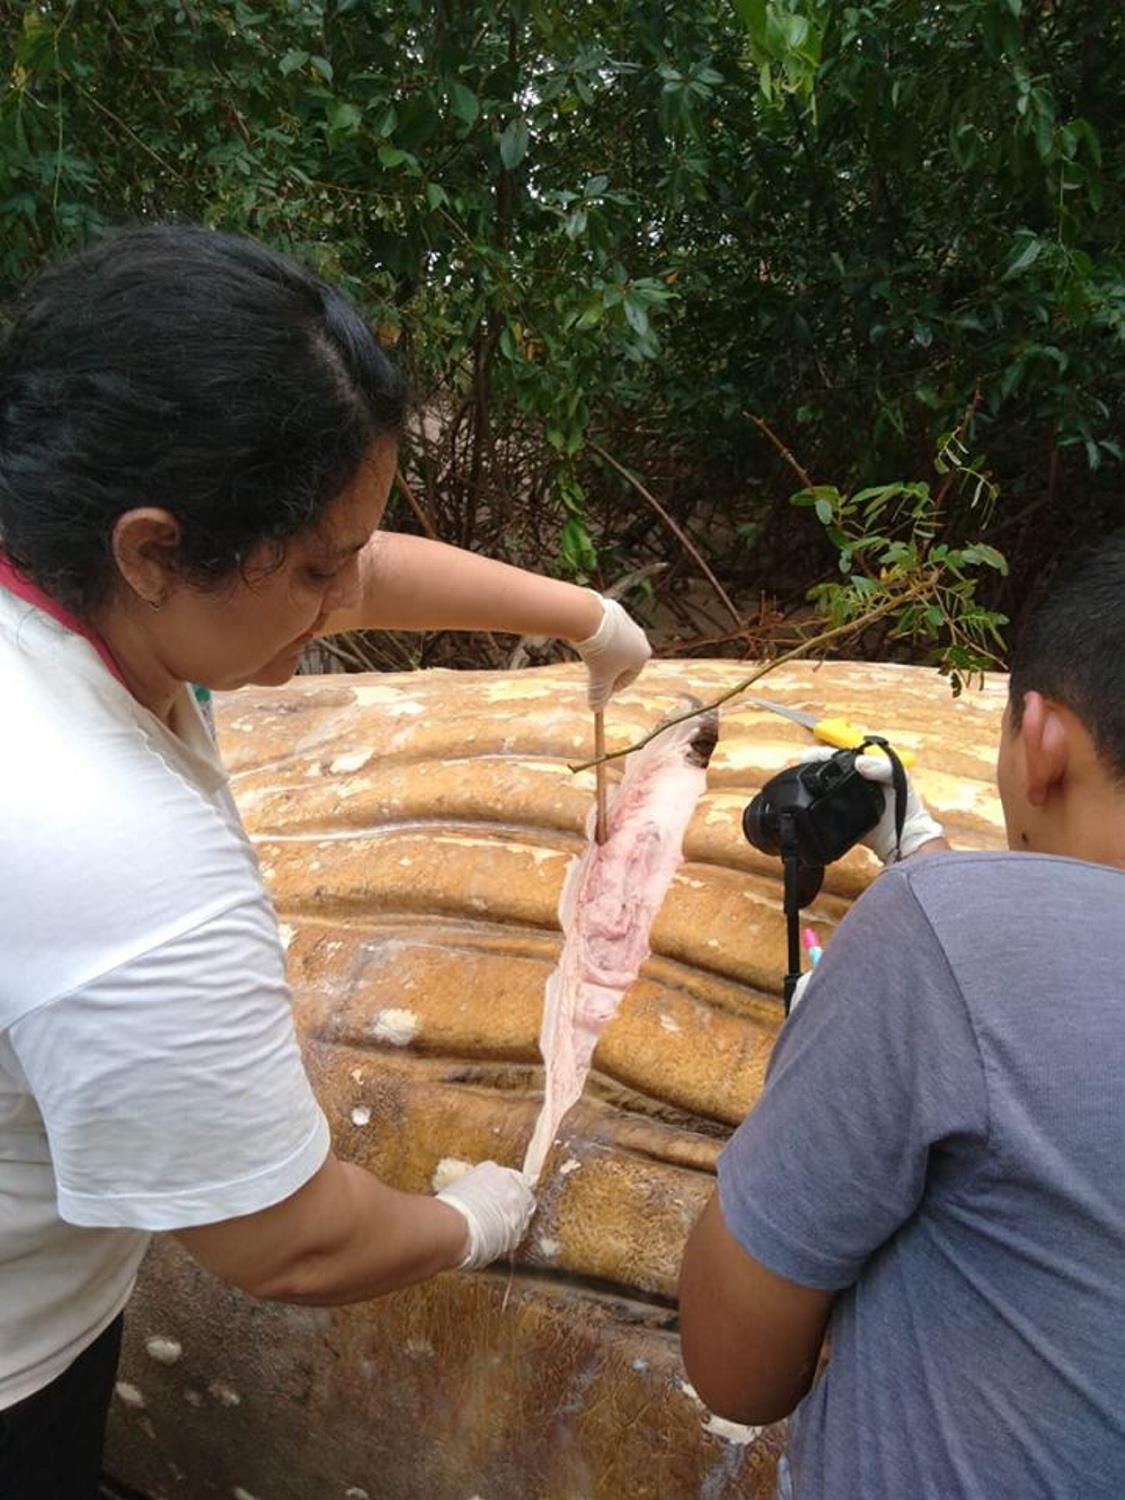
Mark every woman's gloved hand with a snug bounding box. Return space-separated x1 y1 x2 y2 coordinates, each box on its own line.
798 747 945 865
572 594 653 710
436 1161 535 1269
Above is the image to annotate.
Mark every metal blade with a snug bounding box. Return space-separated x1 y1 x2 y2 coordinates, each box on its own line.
747 695 819 729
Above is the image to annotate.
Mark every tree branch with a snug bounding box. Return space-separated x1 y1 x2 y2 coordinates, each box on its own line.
571 576 936 771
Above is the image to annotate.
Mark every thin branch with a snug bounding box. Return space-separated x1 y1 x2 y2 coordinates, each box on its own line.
571 577 936 771
394 467 439 540
748 413 815 490
933 382 984 512
73 85 186 182
589 442 743 631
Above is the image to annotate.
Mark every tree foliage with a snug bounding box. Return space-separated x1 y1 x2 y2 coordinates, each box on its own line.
1 0 1121 678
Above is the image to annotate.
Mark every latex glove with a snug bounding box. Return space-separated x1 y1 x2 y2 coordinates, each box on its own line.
572 594 653 710
789 971 813 1013
799 747 945 865
436 1161 535 1270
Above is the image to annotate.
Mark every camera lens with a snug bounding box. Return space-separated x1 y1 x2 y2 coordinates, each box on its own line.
742 792 779 854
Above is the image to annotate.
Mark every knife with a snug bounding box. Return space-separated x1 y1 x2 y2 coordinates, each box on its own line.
747 695 917 768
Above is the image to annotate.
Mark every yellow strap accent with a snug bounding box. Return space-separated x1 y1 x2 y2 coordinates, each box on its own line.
813 716 917 768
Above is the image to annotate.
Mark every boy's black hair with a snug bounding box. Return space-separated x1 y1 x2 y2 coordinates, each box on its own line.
1009 529 1125 780
0 225 405 616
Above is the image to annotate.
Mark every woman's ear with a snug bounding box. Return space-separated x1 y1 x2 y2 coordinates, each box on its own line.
1020 691 1070 808
110 509 182 609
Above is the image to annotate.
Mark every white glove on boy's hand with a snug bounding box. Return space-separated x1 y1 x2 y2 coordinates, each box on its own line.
436 1162 535 1270
789 970 813 1013
572 594 653 710
799 747 945 865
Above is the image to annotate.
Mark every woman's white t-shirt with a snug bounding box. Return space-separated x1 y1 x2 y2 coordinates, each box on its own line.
0 589 330 1407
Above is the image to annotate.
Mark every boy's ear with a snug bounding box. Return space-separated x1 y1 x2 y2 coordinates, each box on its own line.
1020 691 1070 808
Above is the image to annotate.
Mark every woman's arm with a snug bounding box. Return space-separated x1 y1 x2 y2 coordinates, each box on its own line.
319 532 652 709
175 1154 532 1306
320 532 603 640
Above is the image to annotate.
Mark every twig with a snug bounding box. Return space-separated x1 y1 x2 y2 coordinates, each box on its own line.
933 382 983 512
394 467 439 540
589 442 743 631
748 414 815 490
74 85 186 182
571 577 936 771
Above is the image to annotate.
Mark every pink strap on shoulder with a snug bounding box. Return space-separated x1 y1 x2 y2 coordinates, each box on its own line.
0 551 126 685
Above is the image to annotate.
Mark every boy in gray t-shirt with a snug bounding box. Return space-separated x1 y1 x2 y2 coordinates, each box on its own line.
679 534 1125 1500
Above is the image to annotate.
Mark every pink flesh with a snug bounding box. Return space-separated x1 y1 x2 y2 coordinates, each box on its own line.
523 714 716 1182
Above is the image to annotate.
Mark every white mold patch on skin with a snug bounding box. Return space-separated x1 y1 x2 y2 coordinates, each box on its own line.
404 1339 433 1359
350 1067 365 1085
350 1105 372 1127
632 1357 648 1372
428 833 563 866
482 679 559 703
659 1014 681 1034
183 1389 203 1408
712 742 809 775
536 1236 561 1259
431 1157 472 1192
371 1008 419 1046
920 769 999 816
558 1157 582 1176
703 1413 763 1445
348 683 424 708
208 1380 242 1407
232 1488 261 1500
144 1336 182 1365
345 1489 371 1499
115 1381 146 1410
329 750 373 775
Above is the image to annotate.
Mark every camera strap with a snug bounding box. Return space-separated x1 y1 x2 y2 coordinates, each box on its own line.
858 734 908 861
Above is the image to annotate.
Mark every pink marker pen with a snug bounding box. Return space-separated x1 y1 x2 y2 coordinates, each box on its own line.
802 926 823 968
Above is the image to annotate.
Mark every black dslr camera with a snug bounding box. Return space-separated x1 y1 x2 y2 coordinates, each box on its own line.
742 738 905 1013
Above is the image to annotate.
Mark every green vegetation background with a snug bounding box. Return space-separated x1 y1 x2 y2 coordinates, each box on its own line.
2 1 1121 674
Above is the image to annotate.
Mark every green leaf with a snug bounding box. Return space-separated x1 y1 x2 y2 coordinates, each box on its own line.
328 100 362 133
378 143 408 167
575 297 604 330
499 119 530 170
560 515 598 576
624 297 650 336
310 55 334 84
814 496 833 525
279 50 309 77
1004 234 1044 279
450 82 479 126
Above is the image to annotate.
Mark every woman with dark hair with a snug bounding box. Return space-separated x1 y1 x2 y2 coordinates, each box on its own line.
0 226 651 1498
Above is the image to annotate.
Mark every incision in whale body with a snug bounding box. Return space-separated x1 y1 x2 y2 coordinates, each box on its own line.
523 707 720 1182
